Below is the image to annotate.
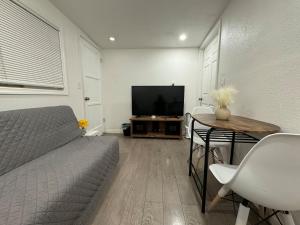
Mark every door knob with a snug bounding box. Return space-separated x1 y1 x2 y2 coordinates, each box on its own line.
84 97 90 101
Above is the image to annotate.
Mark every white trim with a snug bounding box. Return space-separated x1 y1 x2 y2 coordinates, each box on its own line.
86 130 100 136
85 130 100 136
80 37 104 137
58 27 69 95
200 32 221 105
0 79 64 89
105 128 122 134
0 86 68 95
0 0 69 95
87 102 101 106
200 20 221 50
85 75 101 80
80 35 101 52
86 124 104 136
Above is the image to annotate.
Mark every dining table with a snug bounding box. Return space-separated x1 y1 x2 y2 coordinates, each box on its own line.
188 114 280 213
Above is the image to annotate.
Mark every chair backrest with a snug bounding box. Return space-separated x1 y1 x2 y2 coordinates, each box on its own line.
229 133 300 211
191 106 214 115
187 106 214 138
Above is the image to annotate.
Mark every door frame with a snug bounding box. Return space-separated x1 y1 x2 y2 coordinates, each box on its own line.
79 36 104 136
199 20 222 106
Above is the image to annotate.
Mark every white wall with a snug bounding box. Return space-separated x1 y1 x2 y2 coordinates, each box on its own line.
218 0 300 222
219 0 300 132
0 0 93 118
102 49 202 132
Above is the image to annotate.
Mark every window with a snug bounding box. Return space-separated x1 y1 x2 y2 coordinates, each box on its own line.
0 0 66 92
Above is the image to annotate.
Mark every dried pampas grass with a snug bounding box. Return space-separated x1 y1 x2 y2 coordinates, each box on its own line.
212 86 238 108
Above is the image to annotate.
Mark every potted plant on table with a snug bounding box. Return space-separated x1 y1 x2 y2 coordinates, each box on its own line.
212 86 237 121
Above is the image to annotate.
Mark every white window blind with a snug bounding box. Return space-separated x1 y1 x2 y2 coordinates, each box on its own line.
0 0 64 89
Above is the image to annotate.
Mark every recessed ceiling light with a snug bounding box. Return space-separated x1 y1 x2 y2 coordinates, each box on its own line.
109 36 116 42
179 33 187 41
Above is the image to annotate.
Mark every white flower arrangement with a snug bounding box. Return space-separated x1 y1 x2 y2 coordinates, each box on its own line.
212 86 238 108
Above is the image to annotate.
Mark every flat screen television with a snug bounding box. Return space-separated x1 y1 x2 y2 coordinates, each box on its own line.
132 86 185 116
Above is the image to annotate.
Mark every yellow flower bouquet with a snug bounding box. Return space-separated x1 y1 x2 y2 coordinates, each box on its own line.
78 119 89 135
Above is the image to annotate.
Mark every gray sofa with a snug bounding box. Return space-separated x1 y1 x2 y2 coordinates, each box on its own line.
0 106 119 225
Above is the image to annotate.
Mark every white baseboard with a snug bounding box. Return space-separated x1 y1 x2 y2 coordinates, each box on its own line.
105 128 122 134
86 124 104 136
86 130 100 136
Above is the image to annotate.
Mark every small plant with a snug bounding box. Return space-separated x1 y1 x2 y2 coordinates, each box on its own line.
212 86 237 109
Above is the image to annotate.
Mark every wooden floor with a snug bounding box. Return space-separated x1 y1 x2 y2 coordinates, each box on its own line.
89 136 237 225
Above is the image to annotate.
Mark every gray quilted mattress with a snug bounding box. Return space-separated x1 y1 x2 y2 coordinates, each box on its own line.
0 135 119 225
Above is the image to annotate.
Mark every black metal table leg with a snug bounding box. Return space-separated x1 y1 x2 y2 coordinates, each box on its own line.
201 128 214 213
189 119 195 176
187 121 260 214
230 132 236 164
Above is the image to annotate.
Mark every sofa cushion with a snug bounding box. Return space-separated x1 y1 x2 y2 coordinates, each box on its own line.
0 136 119 225
0 106 82 176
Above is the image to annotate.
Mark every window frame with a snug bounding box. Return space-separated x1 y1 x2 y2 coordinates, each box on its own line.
0 0 69 95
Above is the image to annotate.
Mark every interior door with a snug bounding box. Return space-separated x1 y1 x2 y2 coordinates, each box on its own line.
201 35 220 105
80 38 103 135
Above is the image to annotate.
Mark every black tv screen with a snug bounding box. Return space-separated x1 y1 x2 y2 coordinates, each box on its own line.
132 86 185 116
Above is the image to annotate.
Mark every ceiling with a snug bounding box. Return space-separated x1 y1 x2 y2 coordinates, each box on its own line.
50 0 229 48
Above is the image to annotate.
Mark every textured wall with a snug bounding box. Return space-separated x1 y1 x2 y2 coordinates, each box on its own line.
102 48 202 132
219 0 300 222
219 0 300 132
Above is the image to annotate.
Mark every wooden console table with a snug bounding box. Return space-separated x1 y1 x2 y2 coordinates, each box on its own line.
130 116 183 139
188 114 280 213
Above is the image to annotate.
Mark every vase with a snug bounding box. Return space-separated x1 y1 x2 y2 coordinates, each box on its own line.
215 107 231 121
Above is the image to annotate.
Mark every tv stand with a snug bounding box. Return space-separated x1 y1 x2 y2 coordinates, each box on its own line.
130 116 183 139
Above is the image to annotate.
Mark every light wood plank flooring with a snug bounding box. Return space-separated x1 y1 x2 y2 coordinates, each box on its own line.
89 136 237 225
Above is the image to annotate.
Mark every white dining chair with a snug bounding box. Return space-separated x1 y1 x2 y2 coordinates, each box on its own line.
185 112 192 139
208 133 300 225
188 105 230 164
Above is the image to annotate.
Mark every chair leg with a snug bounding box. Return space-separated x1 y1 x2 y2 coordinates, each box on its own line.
208 186 230 212
208 194 222 211
196 146 204 171
281 212 296 225
197 145 204 158
213 147 224 163
235 202 250 225
212 147 216 163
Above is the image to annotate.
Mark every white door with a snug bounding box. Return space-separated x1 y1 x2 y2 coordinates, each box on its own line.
201 35 220 105
80 38 103 135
